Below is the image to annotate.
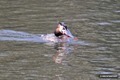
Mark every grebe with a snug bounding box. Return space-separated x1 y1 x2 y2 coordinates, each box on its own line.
42 22 76 43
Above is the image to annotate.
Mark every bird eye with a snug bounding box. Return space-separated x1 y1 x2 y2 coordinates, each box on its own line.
63 27 66 30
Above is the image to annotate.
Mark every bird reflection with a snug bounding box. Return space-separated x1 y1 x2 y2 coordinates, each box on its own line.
53 42 75 65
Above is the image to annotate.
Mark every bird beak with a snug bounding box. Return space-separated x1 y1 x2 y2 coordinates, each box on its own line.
65 29 74 38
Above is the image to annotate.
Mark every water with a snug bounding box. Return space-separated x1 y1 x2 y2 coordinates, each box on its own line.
0 0 120 80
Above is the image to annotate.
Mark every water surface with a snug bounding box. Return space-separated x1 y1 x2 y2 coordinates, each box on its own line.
0 0 120 80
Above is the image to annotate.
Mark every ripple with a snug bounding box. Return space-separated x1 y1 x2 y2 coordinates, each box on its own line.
114 10 120 13
110 20 120 23
0 53 8 57
96 22 112 26
65 18 89 22
89 22 112 26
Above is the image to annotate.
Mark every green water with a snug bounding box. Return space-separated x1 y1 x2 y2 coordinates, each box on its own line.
0 0 120 80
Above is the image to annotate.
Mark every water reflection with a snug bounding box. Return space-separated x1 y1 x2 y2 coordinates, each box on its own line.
53 42 75 65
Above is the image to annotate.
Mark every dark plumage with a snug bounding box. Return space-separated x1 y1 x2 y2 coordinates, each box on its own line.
54 31 63 37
